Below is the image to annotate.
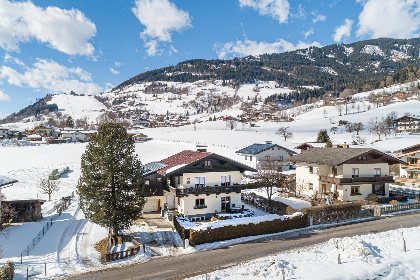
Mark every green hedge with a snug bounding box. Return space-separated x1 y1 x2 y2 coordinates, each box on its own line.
188 214 308 246
301 202 362 225
0 261 14 280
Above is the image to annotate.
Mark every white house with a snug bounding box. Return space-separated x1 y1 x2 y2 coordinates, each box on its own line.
143 149 256 220
61 131 88 142
0 127 9 140
236 141 296 171
289 147 405 201
395 116 420 133
397 145 420 183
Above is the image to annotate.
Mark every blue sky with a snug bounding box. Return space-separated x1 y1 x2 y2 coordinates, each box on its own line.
1 0 420 117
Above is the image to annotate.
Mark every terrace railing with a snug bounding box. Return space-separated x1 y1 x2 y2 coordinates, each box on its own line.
319 175 394 185
176 185 242 196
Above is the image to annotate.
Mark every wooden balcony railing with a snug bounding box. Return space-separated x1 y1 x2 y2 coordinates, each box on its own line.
319 175 394 185
395 177 420 183
176 185 242 197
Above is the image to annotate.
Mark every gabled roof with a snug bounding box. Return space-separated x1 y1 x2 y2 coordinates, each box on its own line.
0 175 17 188
289 148 405 166
394 143 420 154
236 143 296 155
157 150 213 175
397 150 420 158
143 162 168 176
395 116 420 122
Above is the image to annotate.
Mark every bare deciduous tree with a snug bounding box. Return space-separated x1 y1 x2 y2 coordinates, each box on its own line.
253 159 288 205
226 119 237 130
39 179 60 201
335 104 343 116
276 127 293 141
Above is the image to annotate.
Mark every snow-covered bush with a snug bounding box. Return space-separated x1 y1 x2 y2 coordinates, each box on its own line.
0 261 14 280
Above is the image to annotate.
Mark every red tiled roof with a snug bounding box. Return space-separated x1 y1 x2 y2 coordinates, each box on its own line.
157 150 213 175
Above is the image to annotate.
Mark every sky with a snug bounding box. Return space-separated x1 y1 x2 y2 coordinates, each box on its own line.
1 0 420 118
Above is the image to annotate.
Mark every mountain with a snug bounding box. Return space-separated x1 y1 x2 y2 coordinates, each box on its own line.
116 38 420 92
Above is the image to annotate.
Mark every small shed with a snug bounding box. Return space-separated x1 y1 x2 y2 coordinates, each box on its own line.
3 199 46 222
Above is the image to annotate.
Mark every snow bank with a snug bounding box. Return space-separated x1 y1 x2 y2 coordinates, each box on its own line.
0 139 34 147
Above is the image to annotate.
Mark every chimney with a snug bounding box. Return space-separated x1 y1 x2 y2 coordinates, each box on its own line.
266 141 272 144
196 145 207 152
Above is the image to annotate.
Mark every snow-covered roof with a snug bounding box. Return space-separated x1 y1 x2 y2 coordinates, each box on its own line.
143 162 168 176
236 143 296 155
0 175 17 187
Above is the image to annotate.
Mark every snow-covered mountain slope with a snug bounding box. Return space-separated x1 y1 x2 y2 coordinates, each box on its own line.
47 94 106 122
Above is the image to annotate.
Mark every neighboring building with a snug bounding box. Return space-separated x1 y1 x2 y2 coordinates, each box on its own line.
236 141 296 171
143 148 256 220
3 199 46 222
0 127 9 139
289 147 405 201
394 143 420 155
397 148 420 183
395 116 420 133
32 124 57 137
27 135 42 141
133 133 150 142
61 131 88 142
295 142 327 153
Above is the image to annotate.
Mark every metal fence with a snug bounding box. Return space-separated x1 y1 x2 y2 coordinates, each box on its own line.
375 201 420 216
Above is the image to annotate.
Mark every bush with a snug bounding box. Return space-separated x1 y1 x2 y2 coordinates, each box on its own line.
390 200 399 205
0 261 14 280
379 195 408 204
366 193 379 203
301 202 362 225
188 214 308 246
173 214 190 240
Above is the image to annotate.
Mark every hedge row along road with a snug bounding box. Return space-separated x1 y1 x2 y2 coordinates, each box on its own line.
64 211 420 280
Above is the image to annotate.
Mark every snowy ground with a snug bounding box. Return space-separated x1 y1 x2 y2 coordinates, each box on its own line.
1 95 420 278
187 226 420 280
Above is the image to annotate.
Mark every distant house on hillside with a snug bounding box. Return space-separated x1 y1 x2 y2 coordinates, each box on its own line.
143 148 256 221
133 133 150 142
32 124 57 137
289 147 405 201
27 135 42 141
395 116 420 133
295 142 326 153
236 141 296 171
0 127 9 140
396 145 420 183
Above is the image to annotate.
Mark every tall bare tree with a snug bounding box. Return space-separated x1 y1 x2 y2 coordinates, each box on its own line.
39 179 60 201
253 159 288 205
276 127 293 141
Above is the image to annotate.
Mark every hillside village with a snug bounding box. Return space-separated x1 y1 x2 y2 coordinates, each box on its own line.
1 75 420 279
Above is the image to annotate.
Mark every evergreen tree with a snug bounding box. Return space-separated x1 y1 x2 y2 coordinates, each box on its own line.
325 140 333 148
77 123 145 236
65 116 74 127
316 129 330 143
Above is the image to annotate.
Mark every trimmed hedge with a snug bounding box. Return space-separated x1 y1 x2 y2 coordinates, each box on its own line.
173 214 190 240
301 202 363 225
0 261 14 280
242 192 290 215
379 195 408 204
188 214 308 246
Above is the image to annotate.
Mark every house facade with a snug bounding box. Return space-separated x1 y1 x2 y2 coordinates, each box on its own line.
397 146 420 183
290 148 405 201
143 149 256 220
395 116 420 133
0 127 9 139
236 141 296 171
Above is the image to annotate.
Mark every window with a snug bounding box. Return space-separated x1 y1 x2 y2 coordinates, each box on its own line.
357 155 367 161
204 160 212 168
145 179 150 185
279 156 284 161
221 175 231 186
352 168 359 178
250 156 253 161
309 166 313 174
187 178 190 184
195 177 205 188
351 186 360 195
245 156 247 160
374 168 381 177
157 177 162 182
265 156 271 161
309 183 313 190
177 197 181 206
195 198 206 209
374 184 385 196
332 167 337 176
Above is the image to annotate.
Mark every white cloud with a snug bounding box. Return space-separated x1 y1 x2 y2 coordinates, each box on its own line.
291 4 306 19
0 89 10 102
239 0 290 23
312 12 326 23
333 19 353 42
214 39 322 59
4 53 27 68
132 0 192 56
0 0 96 56
0 58 102 95
357 0 420 39
114 62 123 67
109 67 120 75
303 28 314 39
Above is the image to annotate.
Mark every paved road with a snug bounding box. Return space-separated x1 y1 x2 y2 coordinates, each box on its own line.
66 211 420 280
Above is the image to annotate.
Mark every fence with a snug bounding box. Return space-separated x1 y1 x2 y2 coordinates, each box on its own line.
19 196 72 261
102 236 145 263
375 201 420 216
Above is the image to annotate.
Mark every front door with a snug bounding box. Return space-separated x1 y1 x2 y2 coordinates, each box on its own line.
221 196 231 212
322 184 327 194
157 199 161 212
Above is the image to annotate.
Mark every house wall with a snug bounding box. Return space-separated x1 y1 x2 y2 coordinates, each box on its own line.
240 147 292 171
337 183 390 202
177 193 242 218
180 171 242 188
342 163 390 177
399 152 420 178
143 195 166 213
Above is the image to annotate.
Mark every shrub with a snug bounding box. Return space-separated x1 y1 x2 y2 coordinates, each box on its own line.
390 200 399 205
188 214 308 246
366 193 379 203
379 195 408 204
301 202 362 225
173 214 190 240
0 261 14 280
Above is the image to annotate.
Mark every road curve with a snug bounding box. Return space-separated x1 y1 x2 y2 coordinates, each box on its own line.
65 211 420 280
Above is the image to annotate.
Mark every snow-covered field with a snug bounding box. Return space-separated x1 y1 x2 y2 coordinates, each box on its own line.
1 91 420 278
188 226 420 280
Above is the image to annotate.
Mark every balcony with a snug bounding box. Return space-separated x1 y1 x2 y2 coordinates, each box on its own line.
319 175 394 185
194 204 207 209
395 177 420 183
176 185 242 197
401 164 420 171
